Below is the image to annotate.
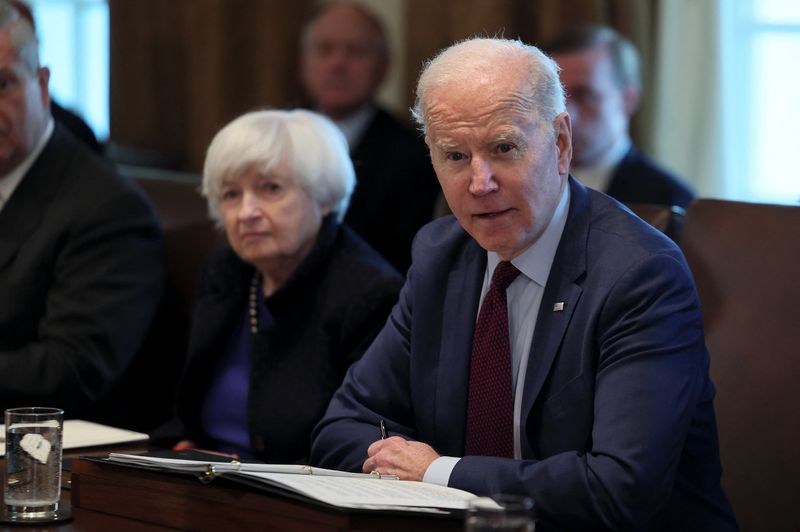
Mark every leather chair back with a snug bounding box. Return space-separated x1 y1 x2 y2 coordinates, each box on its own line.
625 202 686 241
680 199 800 531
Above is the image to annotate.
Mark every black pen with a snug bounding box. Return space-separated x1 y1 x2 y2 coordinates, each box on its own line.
379 419 387 439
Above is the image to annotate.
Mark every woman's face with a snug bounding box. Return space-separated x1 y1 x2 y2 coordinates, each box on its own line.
218 164 327 274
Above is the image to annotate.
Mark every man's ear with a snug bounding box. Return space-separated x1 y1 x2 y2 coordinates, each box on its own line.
622 86 641 118
37 66 51 108
553 112 572 175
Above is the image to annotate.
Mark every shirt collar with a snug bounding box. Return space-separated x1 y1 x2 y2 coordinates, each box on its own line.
570 135 631 192
487 179 571 287
333 103 376 150
0 119 55 210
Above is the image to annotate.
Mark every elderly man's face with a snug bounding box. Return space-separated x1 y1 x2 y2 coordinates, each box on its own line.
426 77 572 260
552 46 631 166
300 4 387 121
0 28 50 177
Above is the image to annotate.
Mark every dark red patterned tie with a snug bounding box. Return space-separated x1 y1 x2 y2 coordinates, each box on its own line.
465 261 520 458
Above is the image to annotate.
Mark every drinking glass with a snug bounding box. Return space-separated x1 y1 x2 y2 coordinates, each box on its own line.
465 494 536 531
4 407 64 521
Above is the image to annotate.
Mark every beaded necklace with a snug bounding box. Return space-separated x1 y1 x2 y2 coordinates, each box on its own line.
249 272 260 334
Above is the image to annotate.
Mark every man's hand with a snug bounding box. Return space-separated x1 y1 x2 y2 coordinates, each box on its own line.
362 436 440 480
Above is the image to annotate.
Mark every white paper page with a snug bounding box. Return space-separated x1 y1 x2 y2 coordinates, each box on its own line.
107 453 392 479
107 453 311 474
0 419 148 456
243 472 477 511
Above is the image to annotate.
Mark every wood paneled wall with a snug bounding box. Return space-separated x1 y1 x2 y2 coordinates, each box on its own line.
110 0 313 171
109 0 656 173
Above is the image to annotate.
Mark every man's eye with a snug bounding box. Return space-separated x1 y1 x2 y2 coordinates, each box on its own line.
498 143 514 154
447 152 466 162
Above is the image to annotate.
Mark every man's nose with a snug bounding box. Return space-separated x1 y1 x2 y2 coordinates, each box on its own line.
468 157 498 196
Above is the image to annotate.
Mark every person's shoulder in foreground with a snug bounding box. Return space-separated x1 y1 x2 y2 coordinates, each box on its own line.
0 0 164 415
311 36 737 531
1 122 165 414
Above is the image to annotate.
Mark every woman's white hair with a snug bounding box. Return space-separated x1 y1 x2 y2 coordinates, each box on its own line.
411 37 566 136
202 109 355 223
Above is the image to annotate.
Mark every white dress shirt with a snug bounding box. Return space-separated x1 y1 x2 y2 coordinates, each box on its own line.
332 103 376 151
570 135 631 193
423 181 571 485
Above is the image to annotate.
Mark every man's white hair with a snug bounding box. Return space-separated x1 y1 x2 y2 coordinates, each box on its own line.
411 37 566 136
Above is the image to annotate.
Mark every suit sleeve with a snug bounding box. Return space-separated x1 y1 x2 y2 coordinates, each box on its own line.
0 186 166 413
311 267 419 471
449 253 710 530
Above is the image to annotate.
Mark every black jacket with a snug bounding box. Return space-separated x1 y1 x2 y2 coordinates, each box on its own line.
345 107 439 274
165 217 402 463
606 146 695 209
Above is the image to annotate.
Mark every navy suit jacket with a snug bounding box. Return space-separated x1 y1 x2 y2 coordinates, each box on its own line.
605 146 695 209
312 178 736 531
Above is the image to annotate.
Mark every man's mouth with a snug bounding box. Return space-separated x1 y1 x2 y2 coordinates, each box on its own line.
475 208 512 219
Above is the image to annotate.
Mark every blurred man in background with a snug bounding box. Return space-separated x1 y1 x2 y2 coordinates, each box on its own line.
545 24 694 208
300 1 439 273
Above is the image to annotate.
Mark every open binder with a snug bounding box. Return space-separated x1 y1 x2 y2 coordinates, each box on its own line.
88 450 479 515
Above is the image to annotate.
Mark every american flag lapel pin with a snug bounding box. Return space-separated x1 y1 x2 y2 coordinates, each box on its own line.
553 302 565 312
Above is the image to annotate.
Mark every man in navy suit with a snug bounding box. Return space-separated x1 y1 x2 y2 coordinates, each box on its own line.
545 24 694 209
311 37 736 530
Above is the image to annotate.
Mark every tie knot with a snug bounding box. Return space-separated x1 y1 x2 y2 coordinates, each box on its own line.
491 261 520 291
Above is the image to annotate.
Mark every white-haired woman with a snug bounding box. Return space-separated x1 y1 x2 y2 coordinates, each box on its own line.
156 109 402 463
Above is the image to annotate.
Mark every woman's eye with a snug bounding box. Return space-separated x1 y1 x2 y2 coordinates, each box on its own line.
220 189 239 201
260 181 283 195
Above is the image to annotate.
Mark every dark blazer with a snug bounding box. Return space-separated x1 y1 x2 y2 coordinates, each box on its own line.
606 146 695 209
51 100 102 154
0 125 165 416
312 179 737 531
170 218 403 464
344 106 440 274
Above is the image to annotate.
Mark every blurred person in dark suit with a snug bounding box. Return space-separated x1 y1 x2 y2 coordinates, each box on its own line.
300 1 439 273
153 109 402 463
544 24 694 208
0 1 165 417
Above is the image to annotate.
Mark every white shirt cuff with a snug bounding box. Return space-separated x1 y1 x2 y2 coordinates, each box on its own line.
422 456 460 485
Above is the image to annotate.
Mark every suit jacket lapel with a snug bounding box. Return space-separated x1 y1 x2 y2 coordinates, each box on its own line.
520 178 590 452
435 237 485 454
0 128 64 270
